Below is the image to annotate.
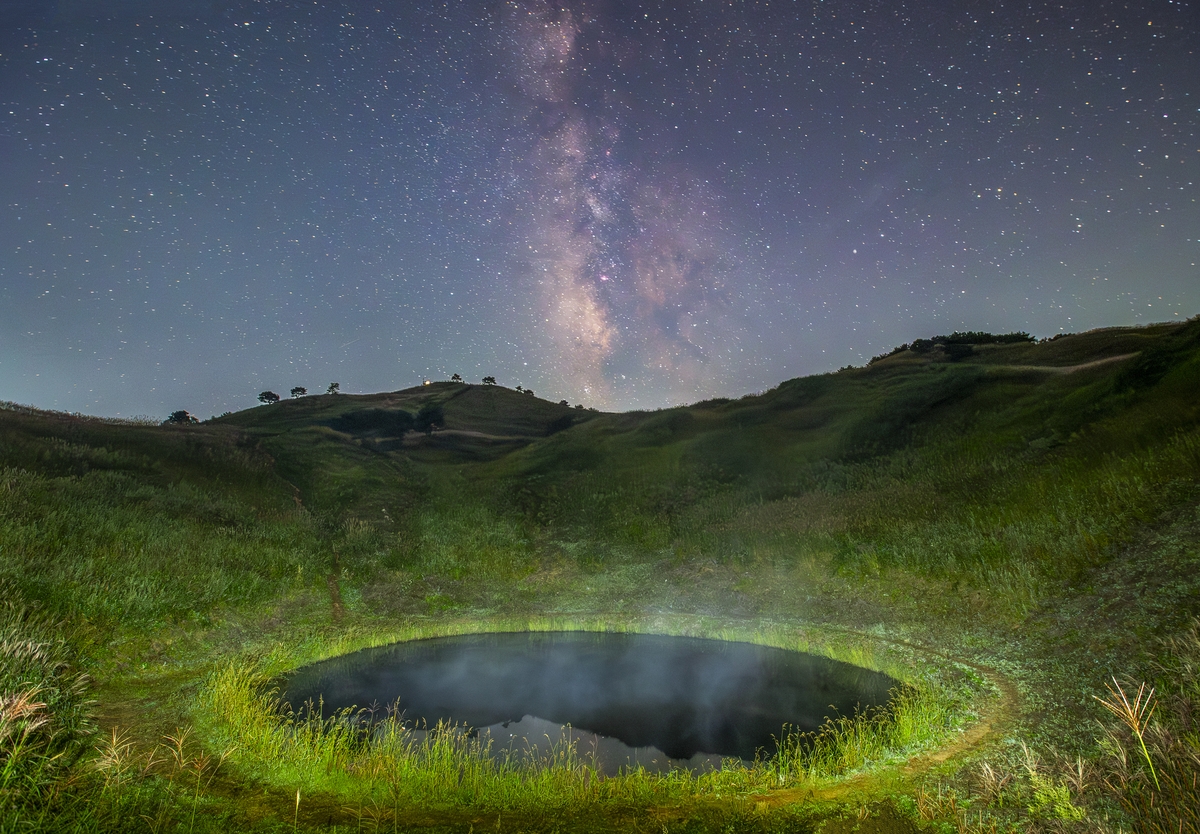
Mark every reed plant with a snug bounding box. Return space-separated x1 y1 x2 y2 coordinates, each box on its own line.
1095 620 1200 834
0 590 94 812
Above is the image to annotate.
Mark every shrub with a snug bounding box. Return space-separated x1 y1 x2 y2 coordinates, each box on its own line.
415 403 445 435
163 411 198 425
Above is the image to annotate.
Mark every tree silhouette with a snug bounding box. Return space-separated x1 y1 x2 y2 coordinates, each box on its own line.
482 376 496 385
163 410 198 425
415 402 445 435
450 373 463 383
559 400 569 407
290 386 307 398
524 389 534 396
258 391 281 404
326 382 340 395
516 385 524 392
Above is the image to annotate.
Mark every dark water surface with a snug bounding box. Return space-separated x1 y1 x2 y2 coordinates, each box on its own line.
282 631 897 769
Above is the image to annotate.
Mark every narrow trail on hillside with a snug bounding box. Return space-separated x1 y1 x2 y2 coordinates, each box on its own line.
757 627 1022 808
985 352 1138 375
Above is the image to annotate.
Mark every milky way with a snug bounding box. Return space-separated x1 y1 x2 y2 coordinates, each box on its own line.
0 1 1197 416
496 2 743 405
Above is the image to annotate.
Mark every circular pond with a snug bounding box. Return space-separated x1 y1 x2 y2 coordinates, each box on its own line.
282 631 897 772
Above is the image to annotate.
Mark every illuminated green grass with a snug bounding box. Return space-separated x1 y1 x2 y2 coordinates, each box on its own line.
1 319 1199 831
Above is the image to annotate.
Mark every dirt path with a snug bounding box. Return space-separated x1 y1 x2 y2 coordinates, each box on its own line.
988 352 1138 374
758 630 1022 808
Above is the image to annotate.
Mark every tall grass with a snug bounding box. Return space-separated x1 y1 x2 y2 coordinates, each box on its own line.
402 503 537 580
0 589 95 826
907 620 1200 834
0 465 327 630
511 413 1200 616
771 681 955 783
1096 620 1200 833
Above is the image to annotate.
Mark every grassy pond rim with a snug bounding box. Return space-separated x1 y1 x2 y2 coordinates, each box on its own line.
193 617 1000 808
279 631 900 773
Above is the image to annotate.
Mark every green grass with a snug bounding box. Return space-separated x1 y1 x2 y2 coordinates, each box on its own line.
2 319 1200 831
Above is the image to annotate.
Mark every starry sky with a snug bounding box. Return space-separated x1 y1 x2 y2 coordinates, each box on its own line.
1 0 1197 418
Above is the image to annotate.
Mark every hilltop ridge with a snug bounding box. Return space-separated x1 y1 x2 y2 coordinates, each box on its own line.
217 380 599 439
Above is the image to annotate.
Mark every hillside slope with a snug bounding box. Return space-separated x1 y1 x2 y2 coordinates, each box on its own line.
2 318 1199 833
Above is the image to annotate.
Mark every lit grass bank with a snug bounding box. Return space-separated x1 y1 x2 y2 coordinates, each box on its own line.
192 616 980 819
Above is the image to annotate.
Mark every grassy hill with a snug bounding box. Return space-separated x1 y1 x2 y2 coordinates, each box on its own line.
217 381 596 442
2 319 1199 832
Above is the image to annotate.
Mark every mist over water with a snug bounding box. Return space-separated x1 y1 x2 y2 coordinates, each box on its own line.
282 632 897 769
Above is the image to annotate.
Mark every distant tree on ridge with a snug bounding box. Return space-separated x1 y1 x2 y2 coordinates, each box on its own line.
450 373 463 383
258 391 281 405
290 386 307 398
482 376 496 385
326 382 340 395
163 410 198 425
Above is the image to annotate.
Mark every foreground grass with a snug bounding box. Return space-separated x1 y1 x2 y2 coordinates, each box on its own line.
898 618 1200 834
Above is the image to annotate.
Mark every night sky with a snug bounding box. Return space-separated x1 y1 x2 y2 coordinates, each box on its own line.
1 1 1197 418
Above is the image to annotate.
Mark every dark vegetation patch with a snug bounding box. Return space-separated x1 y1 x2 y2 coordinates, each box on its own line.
327 407 415 437
869 330 1034 364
